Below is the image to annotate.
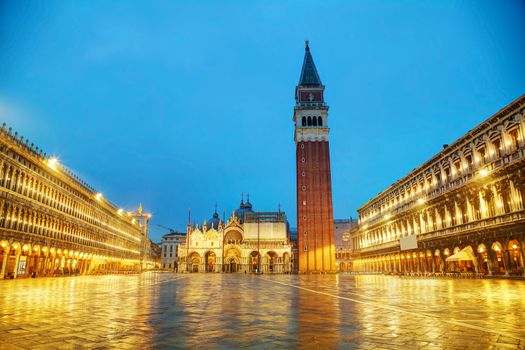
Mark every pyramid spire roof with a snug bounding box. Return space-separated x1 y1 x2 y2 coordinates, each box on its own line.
298 40 322 86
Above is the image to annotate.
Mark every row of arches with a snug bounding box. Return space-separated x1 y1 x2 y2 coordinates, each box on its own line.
301 116 323 127
0 239 139 279
183 250 292 273
353 238 525 276
357 177 525 249
0 200 139 256
339 262 352 272
188 228 243 248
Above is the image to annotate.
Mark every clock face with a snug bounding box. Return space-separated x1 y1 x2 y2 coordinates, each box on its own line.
300 90 322 102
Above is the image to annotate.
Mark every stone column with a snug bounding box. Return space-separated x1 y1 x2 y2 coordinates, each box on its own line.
13 252 21 278
41 256 49 276
391 259 395 273
502 249 510 277
25 255 35 278
0 250 9 279
34 255 41 277
50 257 56 276
520 241 525 277
486 249 494 276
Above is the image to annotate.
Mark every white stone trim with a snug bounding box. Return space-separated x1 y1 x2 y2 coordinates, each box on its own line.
295 128 330 142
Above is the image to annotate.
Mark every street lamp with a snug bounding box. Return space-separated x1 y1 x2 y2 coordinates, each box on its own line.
257 212 261 274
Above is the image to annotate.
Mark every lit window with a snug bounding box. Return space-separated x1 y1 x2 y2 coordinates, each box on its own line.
478 147 486 163
493 138 502 157
465 154 472 167
509 129 520 149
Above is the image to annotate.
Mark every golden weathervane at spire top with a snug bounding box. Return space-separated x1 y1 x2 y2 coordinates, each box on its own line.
138 203 143 215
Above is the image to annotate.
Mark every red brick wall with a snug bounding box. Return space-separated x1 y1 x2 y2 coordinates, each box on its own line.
296 140 336 272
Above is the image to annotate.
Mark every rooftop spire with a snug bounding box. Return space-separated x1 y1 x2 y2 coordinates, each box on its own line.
299 40 322 86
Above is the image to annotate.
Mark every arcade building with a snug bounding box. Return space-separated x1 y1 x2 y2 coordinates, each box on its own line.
351 95 525 277
0 123 156 279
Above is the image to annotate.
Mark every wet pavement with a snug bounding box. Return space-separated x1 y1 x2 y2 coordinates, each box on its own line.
0 272 524 349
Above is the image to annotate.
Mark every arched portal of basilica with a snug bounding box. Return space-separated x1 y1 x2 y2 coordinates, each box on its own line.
178 198 294 273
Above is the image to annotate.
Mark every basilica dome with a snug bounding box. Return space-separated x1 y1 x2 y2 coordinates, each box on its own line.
207 211 221 230
234 197 254 223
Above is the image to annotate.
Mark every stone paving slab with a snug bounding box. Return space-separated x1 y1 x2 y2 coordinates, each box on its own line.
0 273 524 349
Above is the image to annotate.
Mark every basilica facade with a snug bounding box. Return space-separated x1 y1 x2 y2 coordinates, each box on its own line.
178 198 293 273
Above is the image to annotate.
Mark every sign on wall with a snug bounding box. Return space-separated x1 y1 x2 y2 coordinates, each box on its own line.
17 256 27 275
400 235 418 251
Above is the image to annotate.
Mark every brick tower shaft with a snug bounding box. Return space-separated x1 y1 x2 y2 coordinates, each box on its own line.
293 41 336 273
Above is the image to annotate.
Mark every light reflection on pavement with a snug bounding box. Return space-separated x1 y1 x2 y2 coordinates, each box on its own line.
0 272 523 349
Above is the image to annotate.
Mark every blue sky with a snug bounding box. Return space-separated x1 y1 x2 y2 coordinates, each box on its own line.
1 1 524 242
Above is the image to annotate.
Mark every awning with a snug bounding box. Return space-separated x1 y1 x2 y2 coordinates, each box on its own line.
446 246 477 264
446 251 471 262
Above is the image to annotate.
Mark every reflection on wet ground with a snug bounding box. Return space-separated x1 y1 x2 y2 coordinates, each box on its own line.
0 272 523 349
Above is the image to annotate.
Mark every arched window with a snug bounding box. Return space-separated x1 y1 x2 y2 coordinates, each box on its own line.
318 116 322 126
313 117 317 126
307 117 312 126
301 116 306 126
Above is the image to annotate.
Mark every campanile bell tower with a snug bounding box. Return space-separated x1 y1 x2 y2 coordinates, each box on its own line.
293 41 336 273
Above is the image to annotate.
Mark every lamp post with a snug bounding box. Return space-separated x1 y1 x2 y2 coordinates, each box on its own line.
186 209 190 273
257 212 261 274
